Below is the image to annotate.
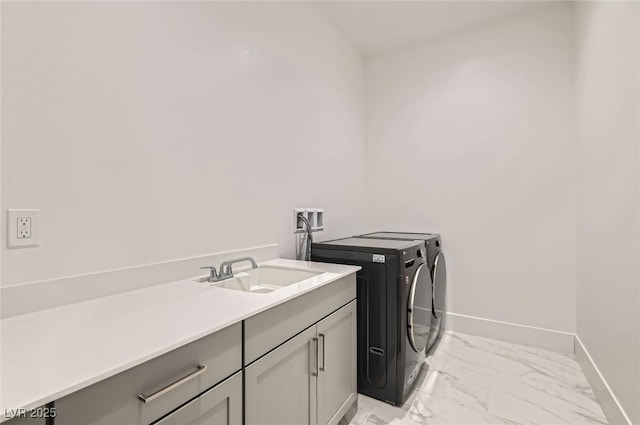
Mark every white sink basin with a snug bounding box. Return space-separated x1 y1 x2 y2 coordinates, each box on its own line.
201 266 322 294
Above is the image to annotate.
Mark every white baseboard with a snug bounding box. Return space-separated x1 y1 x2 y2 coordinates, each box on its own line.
575 335 633 425
1 244 279 319
445 312 576 353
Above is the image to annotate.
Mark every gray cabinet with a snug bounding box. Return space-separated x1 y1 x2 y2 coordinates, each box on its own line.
245 326 318 425
3 415 45 425
245 300 357 425
155 371 242 425
317 301 357 425
244 275 357 365
10 272 358 425
55 322 242 425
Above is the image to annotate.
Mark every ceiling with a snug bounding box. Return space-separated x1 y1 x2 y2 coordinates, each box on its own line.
316 1 546 55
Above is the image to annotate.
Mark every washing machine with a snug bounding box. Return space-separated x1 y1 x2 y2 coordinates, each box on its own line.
311 237 432 406
359 232 447 353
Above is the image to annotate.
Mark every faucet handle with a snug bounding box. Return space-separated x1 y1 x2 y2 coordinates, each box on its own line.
200 266 218 282
219 264 231 277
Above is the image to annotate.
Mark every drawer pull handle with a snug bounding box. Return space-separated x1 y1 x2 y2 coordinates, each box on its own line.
311 338 319 377
138 364 207 403
319 333 326 372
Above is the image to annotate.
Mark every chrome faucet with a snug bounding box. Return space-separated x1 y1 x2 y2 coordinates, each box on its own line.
201 257 258 283
219 257 258 280
200 266 220 283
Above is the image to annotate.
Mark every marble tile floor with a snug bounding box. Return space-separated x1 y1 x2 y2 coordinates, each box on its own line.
348 332 608 425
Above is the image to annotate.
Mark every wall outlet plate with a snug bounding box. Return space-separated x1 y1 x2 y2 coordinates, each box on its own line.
313 209 324 231
294 208 306 232
7 209 40 248
294 208 324 233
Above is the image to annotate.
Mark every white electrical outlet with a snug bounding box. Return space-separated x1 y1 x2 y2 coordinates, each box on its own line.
17 217 31 238
8 209 39 248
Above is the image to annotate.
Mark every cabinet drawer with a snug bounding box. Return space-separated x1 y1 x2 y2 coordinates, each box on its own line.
3 415 45 425
56 322 241 425
244 274 356 365
154 371 242 425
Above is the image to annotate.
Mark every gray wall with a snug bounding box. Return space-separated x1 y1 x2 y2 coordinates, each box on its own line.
575 2 640 423
365 4 577 332
1 2 366 285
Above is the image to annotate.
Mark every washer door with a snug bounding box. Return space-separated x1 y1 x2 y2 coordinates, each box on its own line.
432 252 447 319
407 263 433 353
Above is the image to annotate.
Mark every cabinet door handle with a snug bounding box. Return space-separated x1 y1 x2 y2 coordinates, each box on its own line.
138 364 207 403
319 333 326 372
311 337 319 377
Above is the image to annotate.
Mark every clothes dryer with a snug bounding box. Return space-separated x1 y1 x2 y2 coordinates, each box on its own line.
311 237 431 405
359 232 447 353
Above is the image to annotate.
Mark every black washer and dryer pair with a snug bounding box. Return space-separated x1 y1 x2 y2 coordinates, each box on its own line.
359 232 447 353
311 237 436 406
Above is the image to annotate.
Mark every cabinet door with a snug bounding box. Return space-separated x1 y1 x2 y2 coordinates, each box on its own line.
245 326 318 425
154 371 242 425
317 301 357 425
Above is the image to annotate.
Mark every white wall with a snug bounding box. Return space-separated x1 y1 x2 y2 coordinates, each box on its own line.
365 4 576 332
575 2 640 423
1 2 366 285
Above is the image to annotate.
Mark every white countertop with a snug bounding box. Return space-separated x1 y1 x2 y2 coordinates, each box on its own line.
0 259 359 421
